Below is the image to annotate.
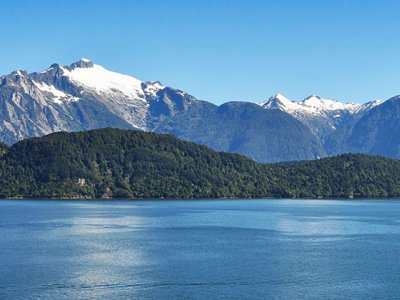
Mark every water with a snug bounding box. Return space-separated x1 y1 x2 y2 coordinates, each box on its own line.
1 199 400 299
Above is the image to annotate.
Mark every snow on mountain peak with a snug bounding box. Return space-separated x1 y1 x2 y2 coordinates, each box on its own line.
272 93 291 103
303 94 322 102
260 93 297 110
260 93 370 118
301 95 361 112
62 63 146 101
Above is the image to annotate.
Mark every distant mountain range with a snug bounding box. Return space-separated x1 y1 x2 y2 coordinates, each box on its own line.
1 58 399 162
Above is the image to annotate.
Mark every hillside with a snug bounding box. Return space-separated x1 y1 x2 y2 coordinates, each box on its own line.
0 128 265 198
0 128 399 199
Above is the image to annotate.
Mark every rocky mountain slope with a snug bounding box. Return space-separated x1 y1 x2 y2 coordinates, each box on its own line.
0 58 399 162
0 59 194 144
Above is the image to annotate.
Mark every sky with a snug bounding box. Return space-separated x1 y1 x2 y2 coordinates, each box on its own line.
0 0 399 104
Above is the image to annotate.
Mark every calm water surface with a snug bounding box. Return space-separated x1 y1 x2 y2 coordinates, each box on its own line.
1 199 400 299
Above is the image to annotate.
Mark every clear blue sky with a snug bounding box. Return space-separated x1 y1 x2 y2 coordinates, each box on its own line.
1 0 399 104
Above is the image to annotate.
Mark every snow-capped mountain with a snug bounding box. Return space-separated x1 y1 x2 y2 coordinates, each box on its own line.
0 58 399 162
259 93 383 154
260 93 382 125
31 58 166 130
0 59 194 144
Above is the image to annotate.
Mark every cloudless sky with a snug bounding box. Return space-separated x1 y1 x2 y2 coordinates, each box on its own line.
0 0 399 104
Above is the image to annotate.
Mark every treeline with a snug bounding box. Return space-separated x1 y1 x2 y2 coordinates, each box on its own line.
0 128 399 199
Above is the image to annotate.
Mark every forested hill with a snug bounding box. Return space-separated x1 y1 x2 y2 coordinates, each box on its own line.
0 128 399 199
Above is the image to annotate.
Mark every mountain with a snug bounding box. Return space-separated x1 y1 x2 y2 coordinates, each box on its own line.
0 128 400 199
0 58 195 144
155 100 325 162
0 59 324 162
259 93 383 155
345 96 400 157
0 58 400 162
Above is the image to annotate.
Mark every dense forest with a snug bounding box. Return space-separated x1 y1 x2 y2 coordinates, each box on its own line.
0 128 399 199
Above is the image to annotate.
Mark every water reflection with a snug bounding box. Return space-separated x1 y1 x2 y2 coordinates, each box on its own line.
1 199 400 299
30 202 149 299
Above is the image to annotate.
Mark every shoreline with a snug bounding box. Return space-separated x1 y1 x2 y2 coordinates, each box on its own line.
1 197 399 202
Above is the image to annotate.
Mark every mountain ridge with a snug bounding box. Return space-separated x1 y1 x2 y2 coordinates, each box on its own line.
1 58 399 162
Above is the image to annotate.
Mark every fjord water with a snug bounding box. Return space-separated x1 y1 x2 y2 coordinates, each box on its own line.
1 200 399 299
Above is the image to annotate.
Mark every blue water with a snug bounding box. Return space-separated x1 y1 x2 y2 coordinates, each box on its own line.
1 199 400 299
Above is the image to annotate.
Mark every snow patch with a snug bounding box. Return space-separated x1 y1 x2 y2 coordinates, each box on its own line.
143 81 164 97
176 90 186 97
33 81 79 104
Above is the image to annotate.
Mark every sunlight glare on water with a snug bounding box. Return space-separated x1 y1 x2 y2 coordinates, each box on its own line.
1 199 400 299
